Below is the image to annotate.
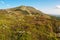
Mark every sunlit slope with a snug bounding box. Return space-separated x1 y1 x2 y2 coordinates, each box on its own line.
0 6 60 40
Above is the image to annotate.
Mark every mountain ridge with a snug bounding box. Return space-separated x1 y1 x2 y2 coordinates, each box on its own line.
0 6 60 40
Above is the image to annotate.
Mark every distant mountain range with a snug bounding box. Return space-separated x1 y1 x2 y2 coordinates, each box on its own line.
50 14 60 20
0 6 60 40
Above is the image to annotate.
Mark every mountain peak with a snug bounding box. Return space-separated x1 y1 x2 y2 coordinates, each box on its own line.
0 6 52 19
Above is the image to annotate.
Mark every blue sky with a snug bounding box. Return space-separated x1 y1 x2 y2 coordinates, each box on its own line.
0 0 60 15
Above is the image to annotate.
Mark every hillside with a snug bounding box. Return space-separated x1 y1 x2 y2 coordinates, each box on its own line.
0 6 60 40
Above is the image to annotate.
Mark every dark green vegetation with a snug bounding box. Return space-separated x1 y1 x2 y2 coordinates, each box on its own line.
0 6 60 40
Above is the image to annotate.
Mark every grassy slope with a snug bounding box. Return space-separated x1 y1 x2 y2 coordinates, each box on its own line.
0 6 60 40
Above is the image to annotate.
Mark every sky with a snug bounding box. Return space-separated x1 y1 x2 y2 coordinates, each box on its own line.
0 0 60 15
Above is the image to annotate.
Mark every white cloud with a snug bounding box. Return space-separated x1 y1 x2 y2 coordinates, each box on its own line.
40 5 60 15
56 5 60 9
40 8 60 15
47 9 60 15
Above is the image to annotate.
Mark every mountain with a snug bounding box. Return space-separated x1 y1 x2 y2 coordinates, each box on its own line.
0 6 60 40
50 14 60 20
